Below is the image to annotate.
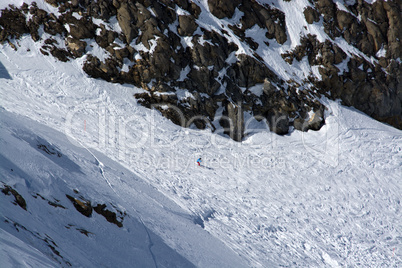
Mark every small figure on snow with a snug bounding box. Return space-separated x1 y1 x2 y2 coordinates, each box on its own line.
197 157 202 166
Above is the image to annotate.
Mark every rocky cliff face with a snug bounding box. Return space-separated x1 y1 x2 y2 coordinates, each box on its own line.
1 0 400 140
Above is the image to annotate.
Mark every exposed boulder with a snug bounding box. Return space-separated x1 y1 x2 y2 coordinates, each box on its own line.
82 54 116 81
149 1 177 26
336 10 354 31
177 15 198 36
44 18 66 36
238 0 287 44
66 194 92 217
293 118 308 132
68 17 96 39
94 204 124 227
158 103 186 127
208 0 241 19
314 0 340 38
49 46 71 62
383 1 402 58
0 6 29 42
44 0 60 8
227 54 277 88
95 24 117 48
187 67 221 95
1 184 27 210
304 7 320 24
294 108 325 132
86 0 116 20
364 18 385 52
114 46 130 62
116 2 138 44
66 37 86 57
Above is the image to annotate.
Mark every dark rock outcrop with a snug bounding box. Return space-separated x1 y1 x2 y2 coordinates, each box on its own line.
0 5 29 43
66 194 92 217
177 15 198 36
94 204 124 227
208 0 241 19
1 184 27 210
66 194 125 227
66 37 87 58
294 108 325 132
1 0 400 140
304 7 320 24
68 17 96 40
116 2 138 44
283 27 401 130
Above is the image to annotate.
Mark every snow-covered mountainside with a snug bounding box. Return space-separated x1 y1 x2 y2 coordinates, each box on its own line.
0 0 400 141
1 31 401 267
0 107 246 267
0 0 401 267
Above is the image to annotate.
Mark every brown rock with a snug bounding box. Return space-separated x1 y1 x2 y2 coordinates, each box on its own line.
0 6 29 42
304 7 320 24
66 194 92 217
263 79 276 95
95 24 117 48
208 0 241 19
66 37 86 57
44 20 66 36
1 185 27 210
383 1 402 58
274 24 287 45
227 54 277 88
364 19 385 52
177 15 198 36
114 47 129 61
94 204 123 227
116 2 138 44
44 0 59 8
69 18 96 39
336 10 354 31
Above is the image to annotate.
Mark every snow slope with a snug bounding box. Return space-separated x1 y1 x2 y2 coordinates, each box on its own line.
1 33 402 267
0 107 246 267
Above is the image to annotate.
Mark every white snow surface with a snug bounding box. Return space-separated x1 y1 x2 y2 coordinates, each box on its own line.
0 106 244 268
0 229 57 267
0 2 401 267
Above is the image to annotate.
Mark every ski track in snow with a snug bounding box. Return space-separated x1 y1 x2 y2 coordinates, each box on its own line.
0 106 245 267
0 10 401 268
